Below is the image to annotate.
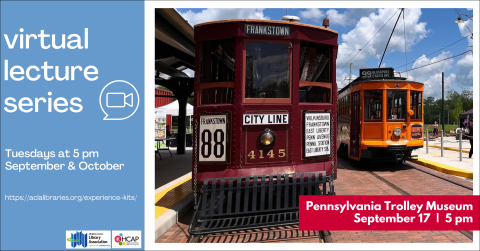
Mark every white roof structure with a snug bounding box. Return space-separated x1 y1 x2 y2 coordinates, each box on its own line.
155 100 194 118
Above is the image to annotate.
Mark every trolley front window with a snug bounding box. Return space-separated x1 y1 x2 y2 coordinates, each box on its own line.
410 91 422 120
245 42 290 99
387 90 406 120
364 90 382 121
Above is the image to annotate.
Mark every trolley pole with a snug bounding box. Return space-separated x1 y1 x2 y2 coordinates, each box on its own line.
441 130 444 157
426 129 429 153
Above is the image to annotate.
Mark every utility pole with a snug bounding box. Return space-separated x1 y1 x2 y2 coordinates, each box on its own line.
344 63 354 84
349 63 353 82
442 72 445 132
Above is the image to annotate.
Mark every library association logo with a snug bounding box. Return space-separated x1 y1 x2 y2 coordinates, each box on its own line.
66 231 111 249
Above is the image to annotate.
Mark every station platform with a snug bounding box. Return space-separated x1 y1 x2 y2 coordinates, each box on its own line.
155 147 193 241
412 138 474 179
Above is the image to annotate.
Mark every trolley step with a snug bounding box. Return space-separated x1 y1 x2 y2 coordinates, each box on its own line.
189 171 330 235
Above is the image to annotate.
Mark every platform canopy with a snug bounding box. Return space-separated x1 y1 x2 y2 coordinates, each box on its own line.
155 8 195 154
155 100 194 118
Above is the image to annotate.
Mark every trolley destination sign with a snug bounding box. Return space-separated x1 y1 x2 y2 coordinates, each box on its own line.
360 67 394 79
244 24 291 36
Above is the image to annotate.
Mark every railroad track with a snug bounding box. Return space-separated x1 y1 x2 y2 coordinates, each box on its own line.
188 228 331 243
364 162 473 240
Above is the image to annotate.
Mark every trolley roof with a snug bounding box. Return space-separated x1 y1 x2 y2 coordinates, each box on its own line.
338 76 424 94
194 19 338 34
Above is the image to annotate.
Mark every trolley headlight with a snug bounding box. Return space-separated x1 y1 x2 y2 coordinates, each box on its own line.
393 127 402 136
258 128 276 147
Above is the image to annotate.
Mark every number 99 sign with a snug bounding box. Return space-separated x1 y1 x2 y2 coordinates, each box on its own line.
199 114 228 162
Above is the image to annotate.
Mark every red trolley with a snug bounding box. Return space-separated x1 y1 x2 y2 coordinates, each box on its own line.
190 18 338 235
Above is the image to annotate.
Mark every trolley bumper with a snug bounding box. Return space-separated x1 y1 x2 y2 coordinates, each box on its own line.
189 171 334 235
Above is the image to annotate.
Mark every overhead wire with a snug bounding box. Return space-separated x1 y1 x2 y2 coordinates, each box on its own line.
336 8 401 73
393 33 471 70
397 50 472 73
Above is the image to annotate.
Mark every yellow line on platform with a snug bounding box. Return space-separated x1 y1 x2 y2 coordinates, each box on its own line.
424 144 470 153
412 158 473 179
155 176 192 219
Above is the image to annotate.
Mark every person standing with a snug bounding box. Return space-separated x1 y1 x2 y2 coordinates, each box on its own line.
465 121 473 158
433 121 439 138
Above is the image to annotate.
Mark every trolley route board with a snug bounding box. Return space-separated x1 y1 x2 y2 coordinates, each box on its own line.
304 112 331 158
199 114 228 162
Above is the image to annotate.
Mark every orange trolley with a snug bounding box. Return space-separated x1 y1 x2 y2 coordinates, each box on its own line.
337 68 424 162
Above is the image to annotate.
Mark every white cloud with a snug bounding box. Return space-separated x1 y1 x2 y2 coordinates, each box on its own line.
455 68 473 88
457 19 474 47
457 53 473 67
337 9 427 69
301 8 376 26
406 51 456 98
299 8 325 21
177 8 269 27
335 8 428 87
337 71 358 89
326 8 376 26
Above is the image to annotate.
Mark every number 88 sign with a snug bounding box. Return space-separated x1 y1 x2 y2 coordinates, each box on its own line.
199 114 228 162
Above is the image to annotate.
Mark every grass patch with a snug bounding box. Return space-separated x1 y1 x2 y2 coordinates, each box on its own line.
425 124 459 137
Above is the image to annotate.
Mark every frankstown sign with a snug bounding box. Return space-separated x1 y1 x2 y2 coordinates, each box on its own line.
244 24 291 36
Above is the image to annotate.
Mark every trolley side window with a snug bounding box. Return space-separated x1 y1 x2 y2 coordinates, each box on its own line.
410 91 422 120
299 41 331 103
245 41 290 100
364 90 382 121
387 90 407 120
200 39 235 105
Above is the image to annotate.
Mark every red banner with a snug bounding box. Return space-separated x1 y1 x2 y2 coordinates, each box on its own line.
299 195 479 230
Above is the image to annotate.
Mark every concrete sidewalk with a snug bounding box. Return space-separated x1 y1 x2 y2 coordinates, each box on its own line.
155 147 193 189
155 146 195 242
425 137 472 153
412 142 474 179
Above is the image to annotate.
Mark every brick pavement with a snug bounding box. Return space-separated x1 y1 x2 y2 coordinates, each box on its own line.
156 157 473 243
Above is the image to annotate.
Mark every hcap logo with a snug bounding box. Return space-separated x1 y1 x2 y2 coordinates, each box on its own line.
67 231 88 248
114 233 140 246
114 233 124 246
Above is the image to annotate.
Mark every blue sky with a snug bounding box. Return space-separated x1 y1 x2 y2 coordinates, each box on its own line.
177 8 474 98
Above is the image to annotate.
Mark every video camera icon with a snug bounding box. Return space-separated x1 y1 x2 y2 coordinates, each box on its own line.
99 80 139 120
106 93 134 108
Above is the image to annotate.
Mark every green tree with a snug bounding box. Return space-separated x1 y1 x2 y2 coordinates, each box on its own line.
424 97 438 124
460 90 473 112
450 99 463 125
